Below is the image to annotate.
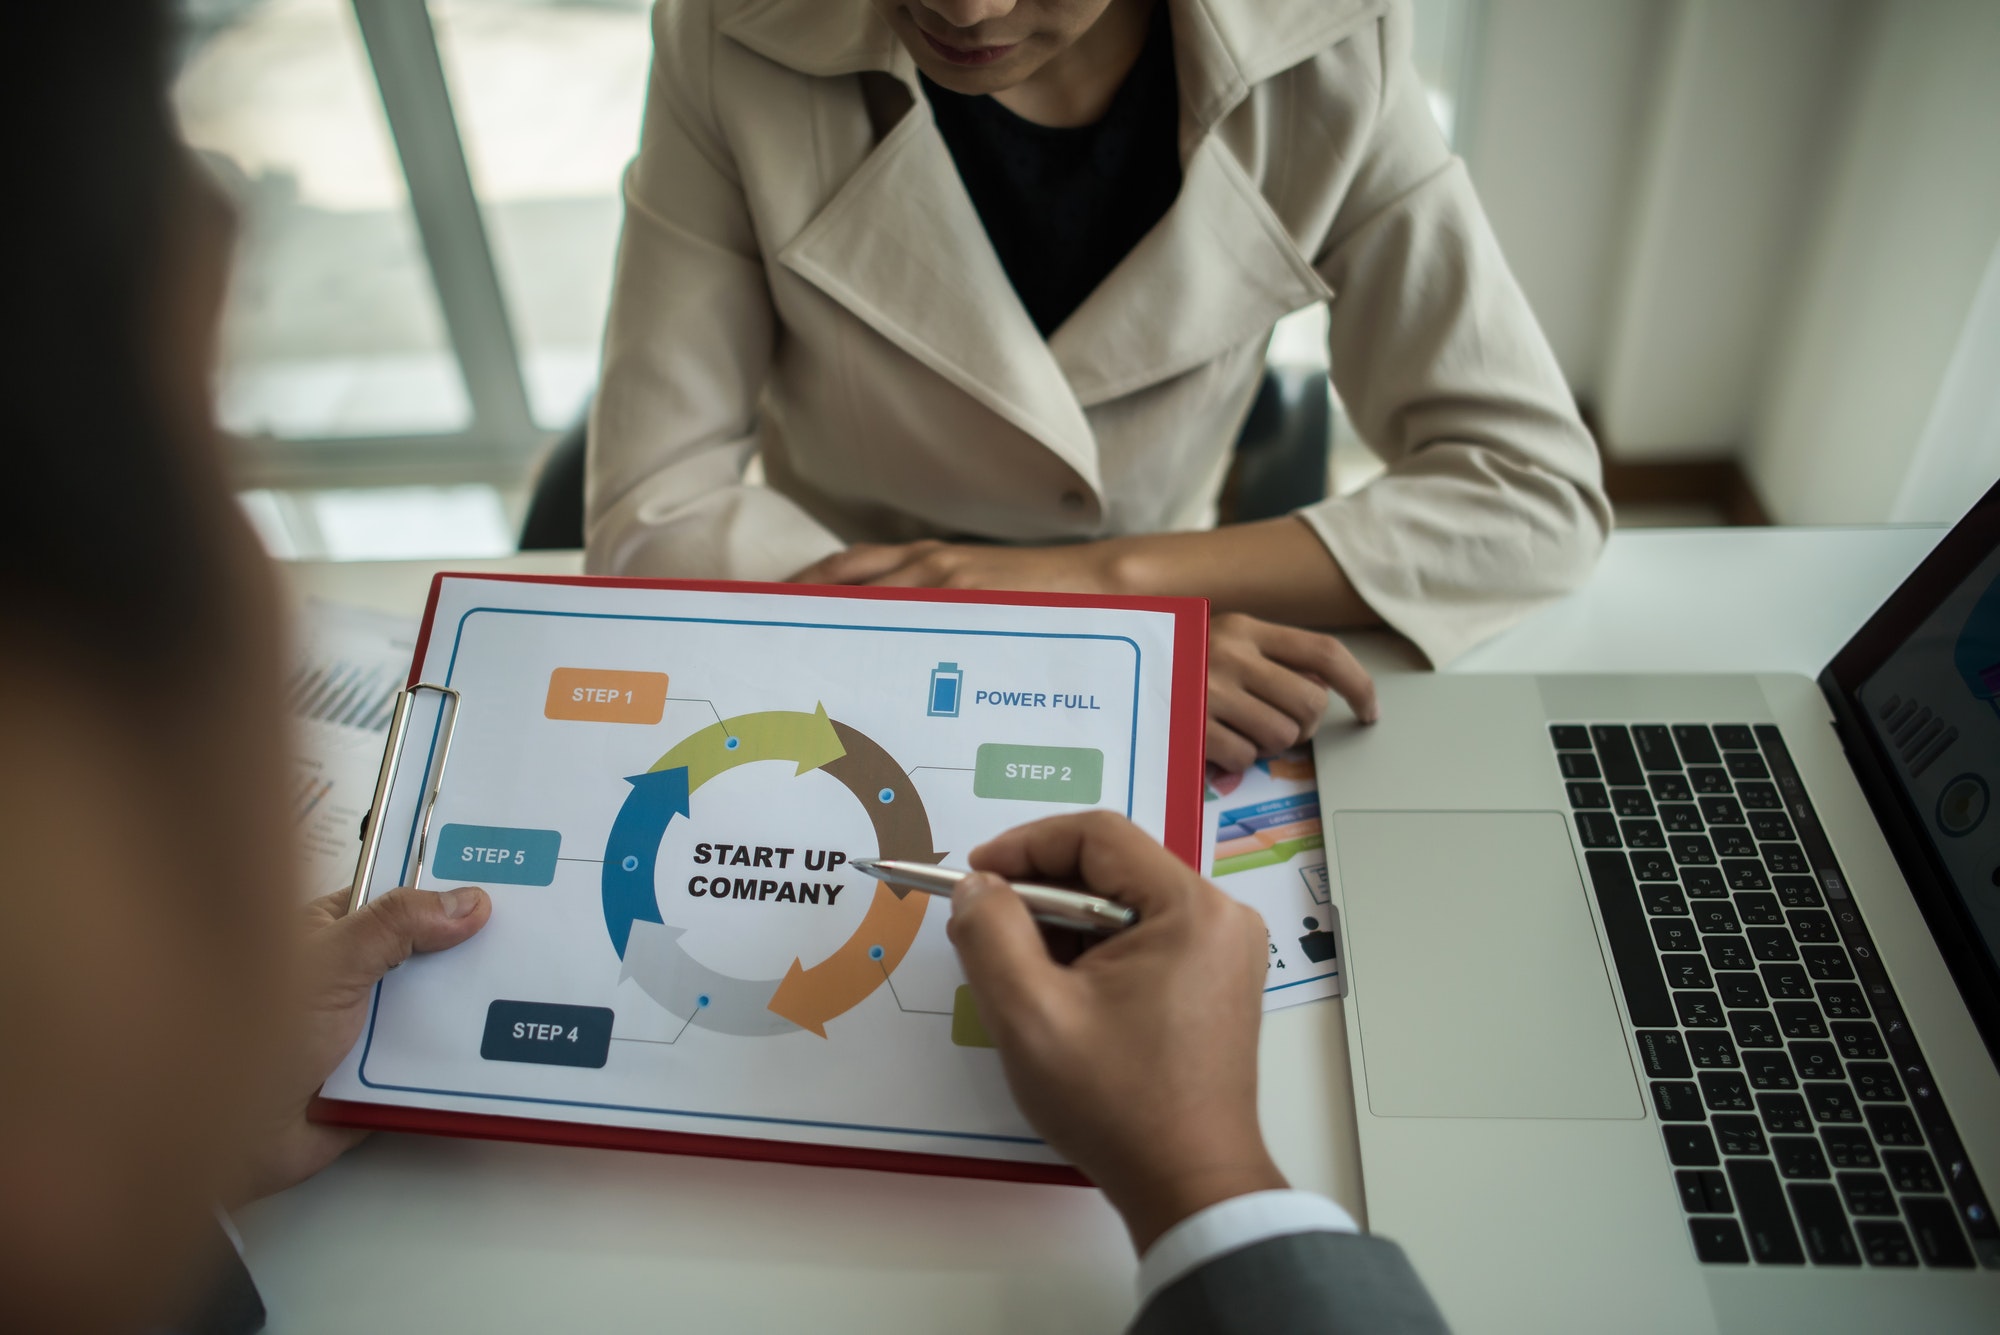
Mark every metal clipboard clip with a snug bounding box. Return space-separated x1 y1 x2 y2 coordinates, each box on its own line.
346 681 463 914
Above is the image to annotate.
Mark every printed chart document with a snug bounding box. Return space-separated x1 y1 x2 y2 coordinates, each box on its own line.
290 601 420 900
1201 747 1344 1010
318 573 1206 1180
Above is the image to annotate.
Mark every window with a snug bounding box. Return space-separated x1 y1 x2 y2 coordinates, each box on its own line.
429 0 652 431
178 0 469 443
179 0 651 556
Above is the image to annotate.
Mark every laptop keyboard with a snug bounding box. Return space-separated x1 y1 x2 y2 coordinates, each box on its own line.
1553 722 2000 1270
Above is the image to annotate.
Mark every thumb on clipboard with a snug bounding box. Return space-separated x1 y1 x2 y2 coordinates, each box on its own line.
235 886 491 1204
319 884 491 987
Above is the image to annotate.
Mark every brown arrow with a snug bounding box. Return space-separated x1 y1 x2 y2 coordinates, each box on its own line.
822 720 946 887
765 719 945 1035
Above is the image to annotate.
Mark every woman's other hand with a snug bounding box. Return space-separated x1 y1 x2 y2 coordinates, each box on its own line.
1206 612 1376 772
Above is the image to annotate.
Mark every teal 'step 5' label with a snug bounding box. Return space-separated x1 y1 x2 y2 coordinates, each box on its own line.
973 744 1104 804
433 823 562 885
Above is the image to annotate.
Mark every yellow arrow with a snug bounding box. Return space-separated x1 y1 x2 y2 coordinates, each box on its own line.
650 703 846 791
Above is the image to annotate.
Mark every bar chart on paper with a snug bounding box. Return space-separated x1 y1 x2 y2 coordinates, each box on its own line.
1203 747 1343 1009
290 601 420 899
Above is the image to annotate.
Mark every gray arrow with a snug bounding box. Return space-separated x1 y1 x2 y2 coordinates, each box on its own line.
620 920 800 1037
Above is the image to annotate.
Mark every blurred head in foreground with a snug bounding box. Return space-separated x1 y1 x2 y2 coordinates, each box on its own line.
0 3 299 1328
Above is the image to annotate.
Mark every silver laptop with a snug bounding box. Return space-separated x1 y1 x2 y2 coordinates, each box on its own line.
1313 484 2000 1333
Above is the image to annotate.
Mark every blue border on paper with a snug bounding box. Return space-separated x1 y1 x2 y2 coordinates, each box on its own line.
1266 970 1339 994
356 601 1147 1148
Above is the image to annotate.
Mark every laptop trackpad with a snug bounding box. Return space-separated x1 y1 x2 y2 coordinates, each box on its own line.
1334 811 1643 1119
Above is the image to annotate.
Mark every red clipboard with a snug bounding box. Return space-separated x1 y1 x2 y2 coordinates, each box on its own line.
313 572 1209 1185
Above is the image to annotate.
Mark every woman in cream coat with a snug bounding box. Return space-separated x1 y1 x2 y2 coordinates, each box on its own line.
586 0 1611 769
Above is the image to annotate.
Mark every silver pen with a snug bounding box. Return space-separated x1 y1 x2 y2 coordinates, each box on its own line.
850 858 1138 935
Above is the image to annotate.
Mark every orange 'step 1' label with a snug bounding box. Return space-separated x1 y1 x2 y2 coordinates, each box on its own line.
544 668 669 724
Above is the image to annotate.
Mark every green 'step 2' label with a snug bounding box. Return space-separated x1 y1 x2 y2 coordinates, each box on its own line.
973 744 1103 804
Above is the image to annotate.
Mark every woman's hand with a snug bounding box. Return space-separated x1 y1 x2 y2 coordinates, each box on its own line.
234 885 491 1204
790 539 1127 595
1206 612 1376 772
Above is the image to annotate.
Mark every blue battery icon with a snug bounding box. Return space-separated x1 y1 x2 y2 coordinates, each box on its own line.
928 662 963 717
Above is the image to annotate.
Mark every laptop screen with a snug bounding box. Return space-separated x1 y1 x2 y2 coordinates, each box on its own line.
1824 481 2000 1063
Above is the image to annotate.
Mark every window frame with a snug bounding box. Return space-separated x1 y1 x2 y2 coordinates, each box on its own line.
227 0 549 492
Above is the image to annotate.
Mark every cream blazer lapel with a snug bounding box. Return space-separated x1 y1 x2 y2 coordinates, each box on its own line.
776 93 1104 494
721 0 1104 493
1050 0 1382 405
1052 136 1331 407
1041 0 1386 408
745 0 1365 431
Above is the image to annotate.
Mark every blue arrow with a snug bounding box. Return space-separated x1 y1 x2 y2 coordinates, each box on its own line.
601 767 690 957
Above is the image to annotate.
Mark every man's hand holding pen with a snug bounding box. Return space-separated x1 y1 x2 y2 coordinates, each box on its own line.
947 812 1289 1253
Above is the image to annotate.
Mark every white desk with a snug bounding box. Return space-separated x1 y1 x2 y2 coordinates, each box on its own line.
246 525 1944 1334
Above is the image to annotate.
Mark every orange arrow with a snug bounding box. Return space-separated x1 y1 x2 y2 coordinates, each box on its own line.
765 880 928 1037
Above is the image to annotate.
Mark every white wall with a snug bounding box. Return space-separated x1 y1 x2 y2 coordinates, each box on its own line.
1463 0 2000 521
1461 0 1664 396
1595 0 1867 459
1745 0 2000 523
1893 239 2000 525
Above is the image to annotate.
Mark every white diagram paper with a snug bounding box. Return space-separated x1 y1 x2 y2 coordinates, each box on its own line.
322 577 1184 1166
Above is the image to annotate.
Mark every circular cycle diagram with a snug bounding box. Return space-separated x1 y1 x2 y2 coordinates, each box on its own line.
601 704 944 1038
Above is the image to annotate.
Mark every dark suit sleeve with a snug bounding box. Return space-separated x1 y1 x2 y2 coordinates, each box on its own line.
1129 1231 1451 1335
169 1227 267 1335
